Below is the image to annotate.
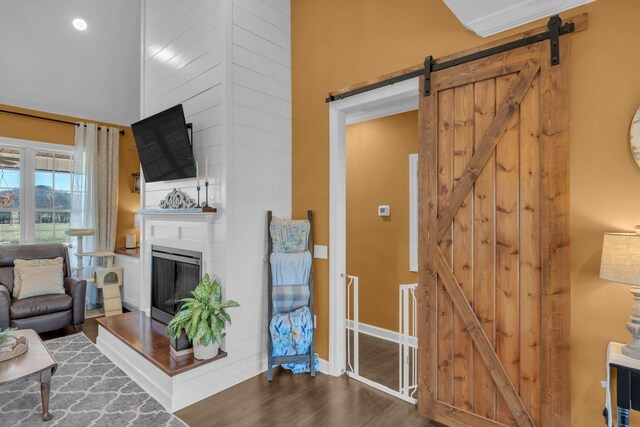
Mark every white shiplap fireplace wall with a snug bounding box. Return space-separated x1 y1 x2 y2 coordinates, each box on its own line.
140 0 291 399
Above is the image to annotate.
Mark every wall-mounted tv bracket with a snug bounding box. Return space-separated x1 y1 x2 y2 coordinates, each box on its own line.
422 14 572 96
186 123 193 147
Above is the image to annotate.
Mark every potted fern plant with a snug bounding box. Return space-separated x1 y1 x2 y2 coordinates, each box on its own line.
166 274 239 360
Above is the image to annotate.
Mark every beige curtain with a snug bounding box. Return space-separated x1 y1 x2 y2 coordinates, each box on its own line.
71 124 119 305
71 123 97 236
94 127 119 252
71 124 119 251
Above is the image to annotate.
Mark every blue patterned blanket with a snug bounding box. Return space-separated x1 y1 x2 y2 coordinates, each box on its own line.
269 305 319 373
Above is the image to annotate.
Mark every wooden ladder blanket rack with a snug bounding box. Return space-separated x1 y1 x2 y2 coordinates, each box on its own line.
267 210 316 381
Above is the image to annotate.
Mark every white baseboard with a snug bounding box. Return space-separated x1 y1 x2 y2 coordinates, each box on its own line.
318 357 331 375
346 320 417 348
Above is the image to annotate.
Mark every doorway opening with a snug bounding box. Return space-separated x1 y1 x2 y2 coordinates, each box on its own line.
328 78 419 403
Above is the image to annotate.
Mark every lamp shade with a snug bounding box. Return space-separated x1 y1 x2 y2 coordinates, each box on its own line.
134 214 141 229
600 232 640 285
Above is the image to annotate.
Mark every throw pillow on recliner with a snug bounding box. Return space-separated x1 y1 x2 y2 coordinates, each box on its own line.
13 257 65 299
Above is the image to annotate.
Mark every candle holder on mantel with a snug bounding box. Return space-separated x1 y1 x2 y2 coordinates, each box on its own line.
196 185 201 208
202 181 215 212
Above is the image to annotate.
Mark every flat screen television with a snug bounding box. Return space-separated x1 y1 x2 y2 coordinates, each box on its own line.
131 105 196 183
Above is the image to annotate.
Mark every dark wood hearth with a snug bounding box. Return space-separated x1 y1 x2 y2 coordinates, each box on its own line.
96 311 227 377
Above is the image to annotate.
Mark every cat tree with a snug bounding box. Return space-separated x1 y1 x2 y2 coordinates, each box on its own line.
65 229 124 317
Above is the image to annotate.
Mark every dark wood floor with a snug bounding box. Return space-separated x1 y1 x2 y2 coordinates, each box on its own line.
42 321 432 427
39 317 99 342
175 368 433 427
347 331 415 392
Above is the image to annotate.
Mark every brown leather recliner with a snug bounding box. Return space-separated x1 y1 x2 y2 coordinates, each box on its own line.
0 244 86 333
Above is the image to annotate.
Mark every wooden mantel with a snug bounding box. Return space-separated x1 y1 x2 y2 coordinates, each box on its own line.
136 208 218 224
136 208 217 214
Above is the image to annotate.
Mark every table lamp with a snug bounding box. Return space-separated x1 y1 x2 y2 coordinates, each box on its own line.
600 230 640 359
126 214 141 249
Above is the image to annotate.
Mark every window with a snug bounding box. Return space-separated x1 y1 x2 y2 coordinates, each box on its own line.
0 148 21 244
34 152 73 243
0 138 74 245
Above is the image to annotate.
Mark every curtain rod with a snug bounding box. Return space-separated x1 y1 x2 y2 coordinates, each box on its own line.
0 109 125 136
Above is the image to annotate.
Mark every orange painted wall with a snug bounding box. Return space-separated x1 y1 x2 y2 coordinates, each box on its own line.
346 111 418 332
0 104 140 248
292 0 640 424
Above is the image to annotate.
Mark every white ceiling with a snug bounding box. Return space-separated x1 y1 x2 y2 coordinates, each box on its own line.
442 0 595 37
0 0 141 126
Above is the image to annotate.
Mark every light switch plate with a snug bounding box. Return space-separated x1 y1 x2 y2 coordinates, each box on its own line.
314 245 328 259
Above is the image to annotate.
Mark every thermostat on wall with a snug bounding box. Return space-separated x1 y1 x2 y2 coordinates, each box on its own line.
378 205 390 217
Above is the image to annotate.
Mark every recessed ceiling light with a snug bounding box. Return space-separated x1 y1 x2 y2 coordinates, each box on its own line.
72 18 87 31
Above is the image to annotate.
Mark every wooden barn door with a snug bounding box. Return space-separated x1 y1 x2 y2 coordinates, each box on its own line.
417 37 570 426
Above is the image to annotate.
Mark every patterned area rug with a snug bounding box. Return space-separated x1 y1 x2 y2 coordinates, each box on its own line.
0 333 186 426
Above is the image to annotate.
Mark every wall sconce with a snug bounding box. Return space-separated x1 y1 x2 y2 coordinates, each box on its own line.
131 173 140 193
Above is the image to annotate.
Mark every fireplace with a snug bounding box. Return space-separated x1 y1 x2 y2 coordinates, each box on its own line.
151 245 202 325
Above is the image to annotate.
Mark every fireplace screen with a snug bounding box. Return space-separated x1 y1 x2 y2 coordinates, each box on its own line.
151 245 202 325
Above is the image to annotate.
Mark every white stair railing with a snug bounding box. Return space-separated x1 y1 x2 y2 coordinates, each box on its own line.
399 283 418 400
345 275 418 404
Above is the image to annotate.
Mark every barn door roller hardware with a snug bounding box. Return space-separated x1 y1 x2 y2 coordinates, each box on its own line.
423 56 433 98
326 14 576 102
547 14 562 65
423 15 571 96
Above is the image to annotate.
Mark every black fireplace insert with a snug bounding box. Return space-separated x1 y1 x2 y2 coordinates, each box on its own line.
151 245 202 325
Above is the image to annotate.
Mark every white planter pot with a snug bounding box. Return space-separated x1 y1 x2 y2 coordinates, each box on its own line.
193 340 219 360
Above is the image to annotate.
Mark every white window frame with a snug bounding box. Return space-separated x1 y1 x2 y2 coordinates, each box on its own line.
0 136 74 244
409 153 418 272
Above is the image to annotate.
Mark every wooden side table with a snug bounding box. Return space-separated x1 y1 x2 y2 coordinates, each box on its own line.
0 329 57 421
605 342 640 427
